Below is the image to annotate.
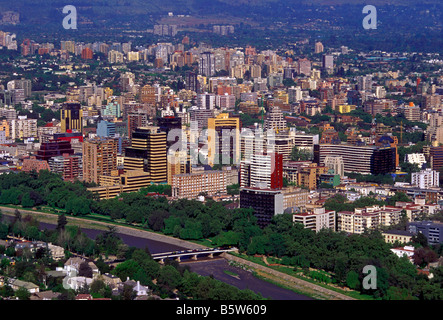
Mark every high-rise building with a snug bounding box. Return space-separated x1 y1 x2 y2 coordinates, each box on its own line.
240 152 283 190
124 127 167 182
140 84 157 105
314 143 396 175
357 75 373 92
185 71 200 93
324 155 345 177
127 113 148 139
315 42 324 54
48 153 82 182
199 52 215 77
240 188 284 228
322 54 334 71
189 107 214 130
7 78 31 98
82 137 118 185
81 47 93 60
265 106 287 132
97 120 116 138
297 58 311 76
35 140 74 162
207 113 240 166
403 102 420 122
60 102 83 133
411 168 439 189
157 116 182 148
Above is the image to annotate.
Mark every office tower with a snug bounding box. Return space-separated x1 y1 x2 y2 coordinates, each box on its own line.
124 127 167 182
207 113 240 166
97 120 116 138
35 140 75 162
197 93 216 110
199 52 215 77
408 221 443 245
297 58 311 76
61 102 83 133
189 107 214 130
314 144 396 175
322 54 334 71
82 137 118 185
324 155 344 177
157 116 182 148
185 71 200 93
315 42 324 54
240 188 284 228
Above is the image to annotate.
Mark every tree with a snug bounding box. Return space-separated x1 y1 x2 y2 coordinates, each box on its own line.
21 193 34 208
290 146 312 161
15 287 31 300
157 265 182 291
412 232 428 247
78 261 93 278
413 247 438 268
121 284 136 300
346 270 360 290
57 214 68 232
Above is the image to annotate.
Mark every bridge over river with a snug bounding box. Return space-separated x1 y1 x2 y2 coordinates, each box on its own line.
150 247 239 264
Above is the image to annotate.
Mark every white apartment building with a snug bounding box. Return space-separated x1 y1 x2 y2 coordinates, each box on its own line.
411 168 439 189
293 207 336 232
405 153 426 168
337 205 403 234
11 116 37 140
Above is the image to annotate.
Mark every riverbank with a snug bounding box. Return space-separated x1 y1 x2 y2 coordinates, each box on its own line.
0 205 357 300
222 253 357 300
0 205 206 251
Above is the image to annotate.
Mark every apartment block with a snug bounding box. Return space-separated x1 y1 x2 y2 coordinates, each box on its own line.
82 137 118 185
337 205 403 234
171 170 228 199
88 170 151 200
292 207 336 232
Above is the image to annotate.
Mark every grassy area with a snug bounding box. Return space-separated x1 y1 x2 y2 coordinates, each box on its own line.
223 270 239 277
231 252 375 301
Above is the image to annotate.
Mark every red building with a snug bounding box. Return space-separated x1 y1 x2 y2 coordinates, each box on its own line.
81 47 93 60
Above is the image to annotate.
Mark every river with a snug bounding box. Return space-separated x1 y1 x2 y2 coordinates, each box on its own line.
3 216 313 300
